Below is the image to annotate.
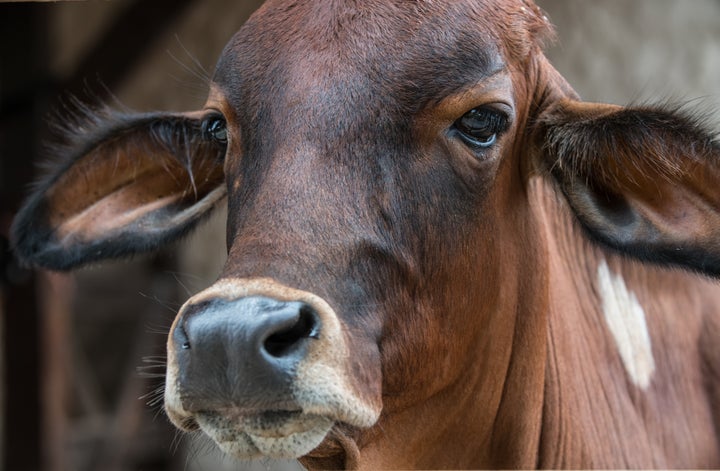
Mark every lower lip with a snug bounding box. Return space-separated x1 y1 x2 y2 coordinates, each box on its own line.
198 412 334 459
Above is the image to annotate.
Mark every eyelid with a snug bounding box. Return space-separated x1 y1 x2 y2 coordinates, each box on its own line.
469 103 513 123
429 74 515 125
465 107 510 131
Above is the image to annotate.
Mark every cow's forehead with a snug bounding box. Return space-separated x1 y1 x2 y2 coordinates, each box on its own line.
212 0 549 122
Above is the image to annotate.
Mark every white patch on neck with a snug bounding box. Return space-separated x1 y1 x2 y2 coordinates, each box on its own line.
596 259 655 389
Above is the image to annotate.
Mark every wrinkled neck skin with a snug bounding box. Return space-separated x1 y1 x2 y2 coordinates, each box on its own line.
531 176 720 468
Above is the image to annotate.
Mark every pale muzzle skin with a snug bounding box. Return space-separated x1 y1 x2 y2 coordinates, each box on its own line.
164 277 381 459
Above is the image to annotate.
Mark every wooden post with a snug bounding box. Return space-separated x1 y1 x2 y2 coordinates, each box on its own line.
0 285 4 470
0 4 48 470
38 272 75 471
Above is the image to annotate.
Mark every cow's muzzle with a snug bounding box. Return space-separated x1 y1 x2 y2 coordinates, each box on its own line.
164 278 381 459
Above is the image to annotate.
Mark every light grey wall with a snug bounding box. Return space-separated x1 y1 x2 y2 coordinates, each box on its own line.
538 0 720 109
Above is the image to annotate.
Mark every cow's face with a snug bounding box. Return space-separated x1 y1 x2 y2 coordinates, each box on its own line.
161 0 552 459
14 0 720 466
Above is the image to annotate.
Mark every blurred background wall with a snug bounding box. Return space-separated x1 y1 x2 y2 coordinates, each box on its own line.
0 1 718 470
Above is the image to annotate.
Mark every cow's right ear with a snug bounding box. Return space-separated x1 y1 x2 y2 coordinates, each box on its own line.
535 98 720 277
11 109 227 271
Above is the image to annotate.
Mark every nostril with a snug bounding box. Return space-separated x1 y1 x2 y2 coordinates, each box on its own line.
176 300 216 351
264 305 320 358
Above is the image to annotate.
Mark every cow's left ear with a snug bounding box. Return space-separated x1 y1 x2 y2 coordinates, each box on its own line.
11 109 227 271
536 99 720 277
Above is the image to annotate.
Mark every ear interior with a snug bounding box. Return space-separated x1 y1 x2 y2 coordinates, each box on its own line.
539 99 720 276
45 124 224 238
12 112 227 270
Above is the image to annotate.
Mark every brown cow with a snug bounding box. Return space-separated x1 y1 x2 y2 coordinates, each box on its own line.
10 0 720 468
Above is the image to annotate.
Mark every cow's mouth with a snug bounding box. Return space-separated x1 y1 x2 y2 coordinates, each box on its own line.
195 410 334 459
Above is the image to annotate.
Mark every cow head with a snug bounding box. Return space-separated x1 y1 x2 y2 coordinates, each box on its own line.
12 0 720 468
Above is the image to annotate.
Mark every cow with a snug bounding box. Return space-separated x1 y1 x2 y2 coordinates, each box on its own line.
9 0 720 468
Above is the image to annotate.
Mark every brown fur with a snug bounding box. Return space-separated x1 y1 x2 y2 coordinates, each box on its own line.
10 0 720 468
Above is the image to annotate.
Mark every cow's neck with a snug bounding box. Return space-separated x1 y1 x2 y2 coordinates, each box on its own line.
531 176 720 468
531 175 608 468
531 175 656 468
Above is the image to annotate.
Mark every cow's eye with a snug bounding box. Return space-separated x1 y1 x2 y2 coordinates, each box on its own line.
453 107 509 150
204 116 228 144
